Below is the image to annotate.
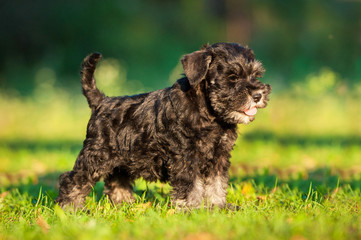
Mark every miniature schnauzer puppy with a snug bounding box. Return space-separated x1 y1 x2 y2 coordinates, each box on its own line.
55 43 271 209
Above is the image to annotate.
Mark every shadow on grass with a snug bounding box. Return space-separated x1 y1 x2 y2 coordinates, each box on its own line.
0 139 83 152
242 131 361 147
230 168 361 195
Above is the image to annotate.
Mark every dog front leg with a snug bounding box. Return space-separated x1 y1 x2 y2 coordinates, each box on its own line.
203 173 228 209
171 175 204 209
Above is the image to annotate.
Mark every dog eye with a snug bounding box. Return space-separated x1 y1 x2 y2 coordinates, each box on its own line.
228 75 238 81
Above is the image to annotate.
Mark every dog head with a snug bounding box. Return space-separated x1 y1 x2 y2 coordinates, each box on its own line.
181 42 271 124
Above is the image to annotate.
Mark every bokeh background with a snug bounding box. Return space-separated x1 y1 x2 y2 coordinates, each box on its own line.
1 0 361 192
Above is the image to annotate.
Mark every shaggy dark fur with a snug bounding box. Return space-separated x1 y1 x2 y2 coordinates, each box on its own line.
55 43 271 209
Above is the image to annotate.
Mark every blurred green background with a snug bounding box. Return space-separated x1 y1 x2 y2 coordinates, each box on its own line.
0 0 361 186
1 0 361 93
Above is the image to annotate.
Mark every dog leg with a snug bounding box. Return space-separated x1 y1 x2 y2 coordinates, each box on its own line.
55 170 95 209
203 174 228 209
104 167 135 204
55 148 105 209
171 175 204 209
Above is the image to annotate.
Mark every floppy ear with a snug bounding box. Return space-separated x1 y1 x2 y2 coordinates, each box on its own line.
181 50 212 86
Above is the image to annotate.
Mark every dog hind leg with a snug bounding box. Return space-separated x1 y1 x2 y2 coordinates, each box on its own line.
55 148 107 209
104 167 135 204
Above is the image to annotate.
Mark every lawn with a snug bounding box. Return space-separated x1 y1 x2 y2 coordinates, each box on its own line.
1 78 361 239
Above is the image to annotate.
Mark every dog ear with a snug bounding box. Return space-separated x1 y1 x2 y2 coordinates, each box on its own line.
181 50 212 86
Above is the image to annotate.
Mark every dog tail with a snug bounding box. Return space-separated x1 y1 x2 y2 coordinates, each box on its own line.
80 52 105 112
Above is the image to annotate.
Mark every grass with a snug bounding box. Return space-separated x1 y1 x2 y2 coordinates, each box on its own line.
2 180 361 240
1 78 361 239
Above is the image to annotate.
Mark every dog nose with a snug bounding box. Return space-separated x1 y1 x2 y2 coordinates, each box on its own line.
252 93 262 103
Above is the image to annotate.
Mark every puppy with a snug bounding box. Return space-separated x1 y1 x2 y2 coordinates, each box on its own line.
55 43 271 209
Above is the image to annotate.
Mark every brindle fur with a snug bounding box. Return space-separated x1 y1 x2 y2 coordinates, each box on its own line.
55 43 271 209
